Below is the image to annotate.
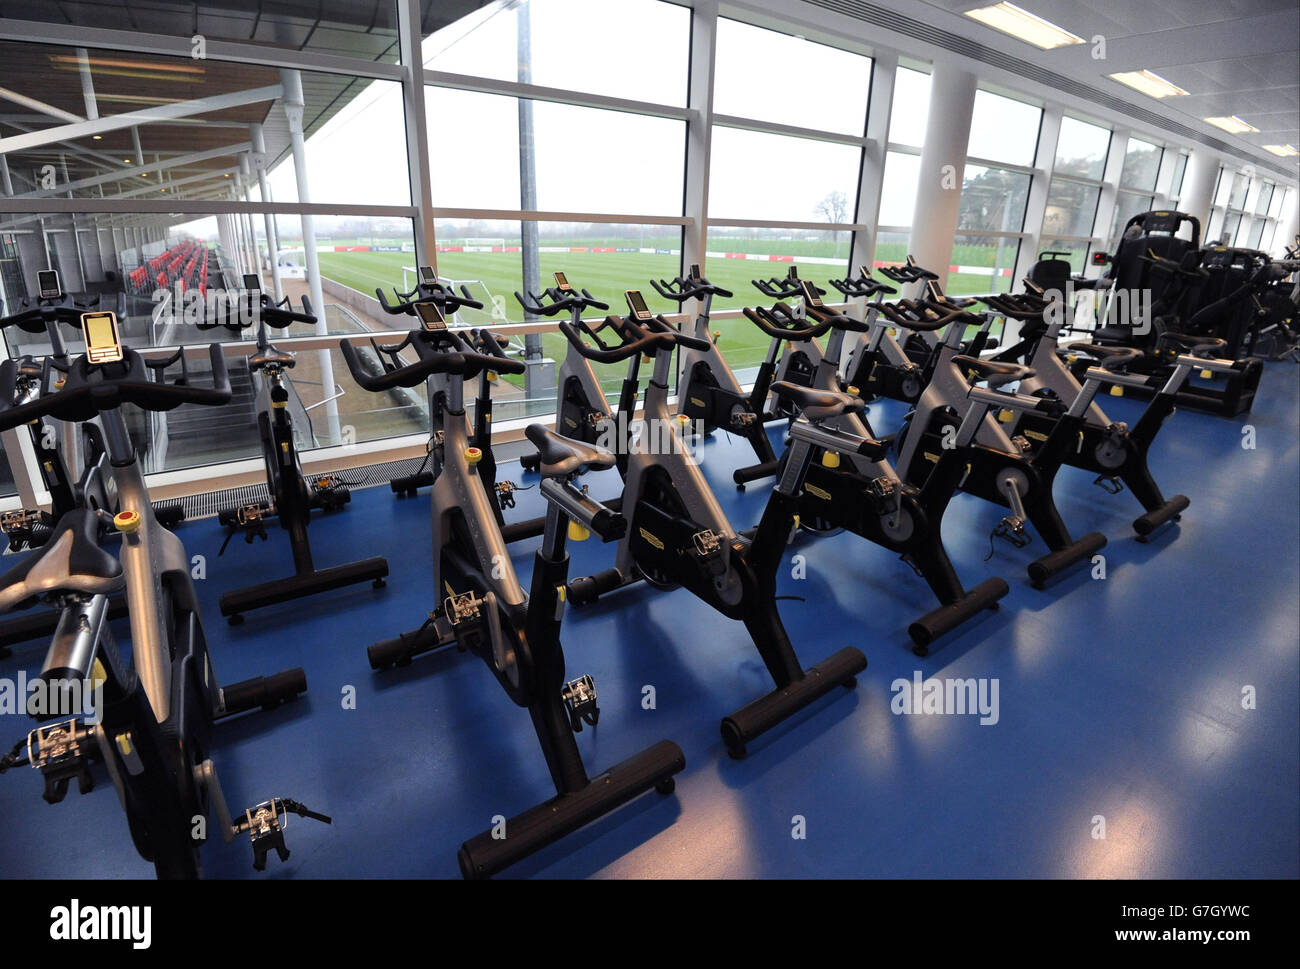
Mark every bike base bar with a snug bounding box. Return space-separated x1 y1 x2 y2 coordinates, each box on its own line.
1027 532 1107 588
908 577 1009 655
720 647 866 759
219 667 307 717
1134 494 1190 537
218 557 390 619
457 739 685 880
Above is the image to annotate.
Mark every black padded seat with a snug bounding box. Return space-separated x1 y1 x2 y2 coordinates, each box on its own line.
0 508 123 611
525 424 616 477
1160 332 1227 357
953 355 1032 389
769 381 866 422
1063 343 1143 372
250 345 295 371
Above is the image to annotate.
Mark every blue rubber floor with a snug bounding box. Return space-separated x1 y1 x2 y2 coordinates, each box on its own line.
2 364 1297 879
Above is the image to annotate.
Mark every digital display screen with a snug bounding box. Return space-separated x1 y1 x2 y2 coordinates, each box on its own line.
419 266 435 282
81 312 123 364
553 271 571 291
38 270 60 299
800 279 823 307
415 300 446 331
625 290 651 319
787 266 798 280
857 265 871 281
242 273 261 291
689 264 701 280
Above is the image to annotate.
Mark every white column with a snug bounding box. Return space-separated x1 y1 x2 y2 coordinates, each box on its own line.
681 0 718 273
1179 148 1219 232
1275 191 1298 257
850 50 896 274
396 0 437 266
1092 128 1129 250
251 123 283 300
1014 106 1062 282
281 67 340 440
76 47 99 120
907 63 977 292
0 154 13 195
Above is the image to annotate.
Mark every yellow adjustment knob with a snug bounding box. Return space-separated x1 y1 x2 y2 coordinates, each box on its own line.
1066 354 1078 364
712 330 721 341
677 414 691 425
846 385 860 397
1199 368 1212 379
465 446 482 466
53 377 66 390
113 510 141 534
1109 385 1124 397
642 355 653 364
557 584 567 601
887 327 896 337
115 732 133 757
998 409 1014 423
567 520 590 542
272 399 287 409
43 461 54 472
821 451 841 469
487 371 499 382
281 442 289 452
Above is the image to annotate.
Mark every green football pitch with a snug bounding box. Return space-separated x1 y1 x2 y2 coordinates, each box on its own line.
315 241 1012 388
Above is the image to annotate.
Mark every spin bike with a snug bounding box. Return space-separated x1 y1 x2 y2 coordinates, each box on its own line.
565 291 867 759
983 288 1236 539
884 298 1108 587
515 274 619 473
214 277 389 624
0 309 328 877
734 281 1009 652
0 273 179 651
340 298 684 879
651 265 779 471
831 267 931 404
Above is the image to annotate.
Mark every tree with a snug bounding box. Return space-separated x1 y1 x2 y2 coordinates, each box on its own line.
814 190 850 258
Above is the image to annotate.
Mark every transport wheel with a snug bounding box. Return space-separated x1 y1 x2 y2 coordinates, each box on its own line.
655 777 675 795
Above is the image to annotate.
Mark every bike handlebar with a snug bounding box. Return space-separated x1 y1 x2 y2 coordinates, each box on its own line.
376 283 485 316
826 274 898 299
648 275 734 302
876 298 982 332
515 286 609 317
340 330 525 392
0 343 231 429
742 302 834 341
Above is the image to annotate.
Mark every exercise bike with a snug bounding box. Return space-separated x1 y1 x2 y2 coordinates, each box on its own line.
984 287 1237 540
651 264 779 471
565 290 867 759
340 298 685 879
831 267 930 404
733 281 1009 652
0 271 180 652
515 273 619 473
883 298 1108 587
213 277 389 624
0 308 328 877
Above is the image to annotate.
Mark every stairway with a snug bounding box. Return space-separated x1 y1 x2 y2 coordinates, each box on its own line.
148 359 261 470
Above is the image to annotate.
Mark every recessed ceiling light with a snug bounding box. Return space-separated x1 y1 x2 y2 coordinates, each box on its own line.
1107 69 1188 99
92 134 103 140
1262 144 1299 157
964 2 1084 49
1204 115 1259 134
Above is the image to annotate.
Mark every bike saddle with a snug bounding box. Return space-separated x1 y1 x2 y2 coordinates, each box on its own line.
1064 343 1142 372
525 424 617 477
250 345 296 370
0 508 123 612
1159 332 1227 357
953 355 1032 389
769 381 866 422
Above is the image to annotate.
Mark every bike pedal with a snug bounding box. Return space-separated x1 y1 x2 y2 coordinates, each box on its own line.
1093 474 1125 495
561 674 600 733
27 719 95 804
496 480 518 510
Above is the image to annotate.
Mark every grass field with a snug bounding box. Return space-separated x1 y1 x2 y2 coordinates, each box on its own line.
314 238 1017 392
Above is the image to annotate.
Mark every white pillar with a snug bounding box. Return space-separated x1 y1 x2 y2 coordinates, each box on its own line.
397 0 437 266
1275 192 1298 257
76 47 99 120
251 123 283 300
1179 149 1219 233
1092 129 1129 250
281 67 340 440
907 63 978 293
681 0 718 273
850 50 897 274
0 154 13 196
